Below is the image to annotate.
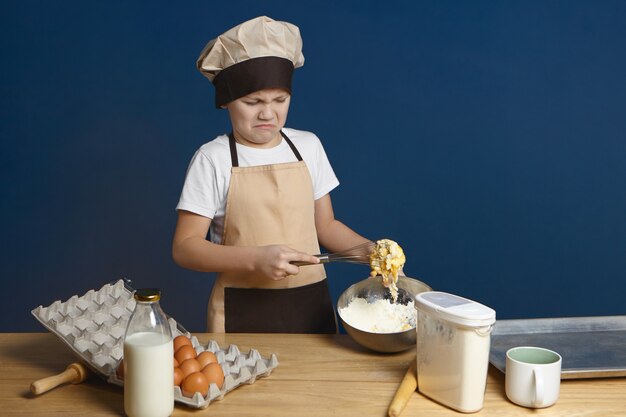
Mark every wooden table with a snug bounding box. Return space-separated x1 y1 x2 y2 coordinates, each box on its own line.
1 333 624 416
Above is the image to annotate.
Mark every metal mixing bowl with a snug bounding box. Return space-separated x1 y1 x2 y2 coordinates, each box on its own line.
337 276 431 353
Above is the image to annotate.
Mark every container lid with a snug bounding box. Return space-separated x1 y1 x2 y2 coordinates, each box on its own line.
414 291 495 327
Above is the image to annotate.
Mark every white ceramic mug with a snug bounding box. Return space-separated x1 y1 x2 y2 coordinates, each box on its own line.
505 346 562 408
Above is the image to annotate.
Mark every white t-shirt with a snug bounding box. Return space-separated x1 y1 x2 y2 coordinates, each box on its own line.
176 128 340 244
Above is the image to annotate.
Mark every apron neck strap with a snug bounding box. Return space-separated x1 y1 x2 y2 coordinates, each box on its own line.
280 130 304 161
228 132 239 167
228 131 303 168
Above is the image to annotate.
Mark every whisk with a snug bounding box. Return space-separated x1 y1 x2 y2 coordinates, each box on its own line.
291 241 376 266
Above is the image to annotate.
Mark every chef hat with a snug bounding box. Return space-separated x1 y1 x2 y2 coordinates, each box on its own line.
197 16 305 108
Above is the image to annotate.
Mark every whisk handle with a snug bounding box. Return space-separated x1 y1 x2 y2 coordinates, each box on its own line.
291 254 330 266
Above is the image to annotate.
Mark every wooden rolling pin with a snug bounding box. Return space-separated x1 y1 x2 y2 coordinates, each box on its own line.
30 362 89 395
388 359 418 417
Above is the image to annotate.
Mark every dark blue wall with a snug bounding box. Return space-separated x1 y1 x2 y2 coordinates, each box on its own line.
2 1 625 332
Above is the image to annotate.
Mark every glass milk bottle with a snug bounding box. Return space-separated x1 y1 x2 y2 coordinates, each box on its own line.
124 288 174 417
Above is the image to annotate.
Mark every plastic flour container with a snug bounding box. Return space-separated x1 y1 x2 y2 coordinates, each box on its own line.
414 291 496 413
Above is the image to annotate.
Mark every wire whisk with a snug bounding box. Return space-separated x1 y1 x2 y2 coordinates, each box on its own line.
292 241 376 266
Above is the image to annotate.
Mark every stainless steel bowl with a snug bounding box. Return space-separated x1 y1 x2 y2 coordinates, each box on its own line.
337 276 431 353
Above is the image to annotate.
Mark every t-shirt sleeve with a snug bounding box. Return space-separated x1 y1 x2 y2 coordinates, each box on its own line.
312 135 340 200
176 149 221 219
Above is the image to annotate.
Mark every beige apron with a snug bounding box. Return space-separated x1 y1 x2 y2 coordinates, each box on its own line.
206 131 335 332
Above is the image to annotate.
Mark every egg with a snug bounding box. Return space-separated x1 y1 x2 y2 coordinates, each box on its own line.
181 372 209 398
201 362 225 389
196 351 218 368
174 344 197 364
174 367 184 386
116 359 124 380
180 358 201 378
173 357 179 367
173 335 193 352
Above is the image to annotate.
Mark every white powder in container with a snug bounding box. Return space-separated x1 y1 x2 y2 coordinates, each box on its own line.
339 298 416 333
415 291 496 413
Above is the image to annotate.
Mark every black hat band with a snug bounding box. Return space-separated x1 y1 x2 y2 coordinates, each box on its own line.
212 56 295 108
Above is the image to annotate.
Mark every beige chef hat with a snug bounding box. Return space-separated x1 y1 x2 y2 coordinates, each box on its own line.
197 16 305 108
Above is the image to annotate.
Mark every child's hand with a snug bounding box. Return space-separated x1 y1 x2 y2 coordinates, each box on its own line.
255 245 320 280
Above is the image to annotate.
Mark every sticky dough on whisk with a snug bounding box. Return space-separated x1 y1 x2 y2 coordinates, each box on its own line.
369 239 406 301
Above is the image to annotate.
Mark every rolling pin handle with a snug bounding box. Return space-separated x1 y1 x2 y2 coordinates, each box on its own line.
30 362 89 395
388 359 418 417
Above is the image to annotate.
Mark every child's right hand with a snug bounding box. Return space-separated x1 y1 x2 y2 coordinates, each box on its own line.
254 245 320 280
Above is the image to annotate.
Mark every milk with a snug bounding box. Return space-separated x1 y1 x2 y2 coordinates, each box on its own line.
124 332 174 417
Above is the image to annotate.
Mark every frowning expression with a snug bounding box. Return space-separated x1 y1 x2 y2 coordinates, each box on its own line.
226 89 291 148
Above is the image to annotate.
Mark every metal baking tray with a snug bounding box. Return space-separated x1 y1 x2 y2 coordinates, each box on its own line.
489 316 626 379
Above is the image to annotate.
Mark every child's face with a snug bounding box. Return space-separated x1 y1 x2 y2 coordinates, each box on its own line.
226 88 291 148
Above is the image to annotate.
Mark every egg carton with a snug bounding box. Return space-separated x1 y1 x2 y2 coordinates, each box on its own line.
31 279 279 409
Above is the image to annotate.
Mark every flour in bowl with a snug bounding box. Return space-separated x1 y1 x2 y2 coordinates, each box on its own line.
339 298 416 333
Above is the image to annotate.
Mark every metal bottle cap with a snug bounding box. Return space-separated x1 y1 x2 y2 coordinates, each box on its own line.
133 288 161 302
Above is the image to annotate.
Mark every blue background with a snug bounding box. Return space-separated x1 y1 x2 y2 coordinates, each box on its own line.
2 0 625 332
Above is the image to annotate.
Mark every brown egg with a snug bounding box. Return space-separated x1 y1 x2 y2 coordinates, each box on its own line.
173 335 193 353
173 357 179 368
116 359 124 380
173 367 184 386
196 351 218 368
174 344 197 364
180 358 201 378
201 362 224 389
181 372 209 398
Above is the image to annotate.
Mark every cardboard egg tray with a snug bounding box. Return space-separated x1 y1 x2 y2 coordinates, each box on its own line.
31 279 279 409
